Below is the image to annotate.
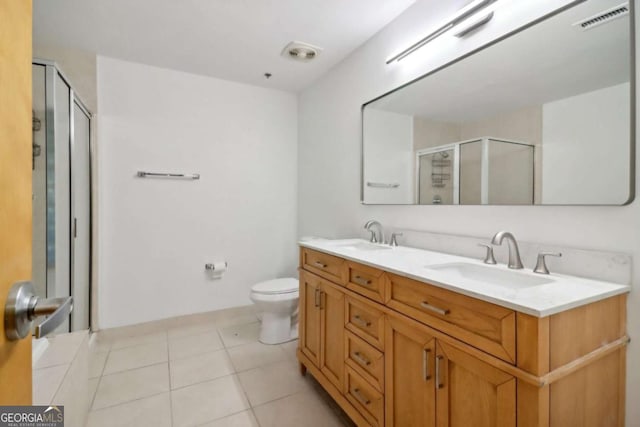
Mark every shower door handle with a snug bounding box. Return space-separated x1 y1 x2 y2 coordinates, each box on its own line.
4 281 73 340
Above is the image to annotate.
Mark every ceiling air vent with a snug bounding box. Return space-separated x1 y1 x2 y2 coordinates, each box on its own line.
280 41 323 62
573 3 629 31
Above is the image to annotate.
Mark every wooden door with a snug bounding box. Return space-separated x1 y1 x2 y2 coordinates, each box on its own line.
435 340 516 427
319 280 344 390
385 315 436 427
0 0 34 404
300 271 321 367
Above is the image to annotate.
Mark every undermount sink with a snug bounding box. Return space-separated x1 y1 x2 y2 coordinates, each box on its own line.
333 241 392 251
424 262 553 289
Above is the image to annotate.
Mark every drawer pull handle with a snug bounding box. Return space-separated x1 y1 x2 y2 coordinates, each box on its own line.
353 276 372 287
313 261 327 268
420 301 450 316
314 288 321 308
423 348 431 380
353 351 371 366
353 315 371 327
436 355 444 389
352 388 371 405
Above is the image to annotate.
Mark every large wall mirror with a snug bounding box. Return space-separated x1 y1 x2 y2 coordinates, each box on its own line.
362 0 634 205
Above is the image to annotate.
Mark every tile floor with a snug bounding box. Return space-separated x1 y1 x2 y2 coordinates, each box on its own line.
86 307 354 427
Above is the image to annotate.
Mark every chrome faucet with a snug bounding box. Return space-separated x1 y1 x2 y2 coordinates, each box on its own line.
491 231 524 269
533 252 562 274
389 232 403 247
364 220 385 244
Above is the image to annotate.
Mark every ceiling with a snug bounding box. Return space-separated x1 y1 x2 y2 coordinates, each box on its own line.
33 0 416 92
370 0 630 123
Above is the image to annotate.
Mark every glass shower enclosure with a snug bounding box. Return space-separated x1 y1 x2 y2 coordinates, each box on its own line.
32 60 92 333
416 137 534 205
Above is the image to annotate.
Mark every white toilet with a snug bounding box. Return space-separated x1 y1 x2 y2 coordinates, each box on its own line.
250 278 299 345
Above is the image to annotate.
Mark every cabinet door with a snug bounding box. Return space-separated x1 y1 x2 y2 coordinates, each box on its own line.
319 281 345 390
435 341 516 427
300 271 321 367
385 315 436 427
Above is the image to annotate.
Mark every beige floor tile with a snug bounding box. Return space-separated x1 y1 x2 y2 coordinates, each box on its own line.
110 331 167 351
279 339 299 361
32 364 68 405
103 340 168 375
171 375 249 427
92 363 170 410
227 341 287 372
89 351 109 378
237 360 311 406
89 333 113 353
170 349 234 389
35 332 86 369
253 391 348 427
167 321 217 340
218 322 260 348
200 410 260 427
87 392 172 427
88 378 99 408
168 331 224 360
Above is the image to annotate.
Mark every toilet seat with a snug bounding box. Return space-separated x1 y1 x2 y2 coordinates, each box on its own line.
251 278 298 295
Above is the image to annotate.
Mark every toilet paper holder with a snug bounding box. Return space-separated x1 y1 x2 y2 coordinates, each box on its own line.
205 262 228 271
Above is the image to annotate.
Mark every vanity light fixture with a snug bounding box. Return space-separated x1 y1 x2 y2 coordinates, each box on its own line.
386 0 497 64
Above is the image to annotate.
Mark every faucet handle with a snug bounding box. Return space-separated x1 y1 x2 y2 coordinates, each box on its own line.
389 232 403 247
478 244 497 265
533 252 562 275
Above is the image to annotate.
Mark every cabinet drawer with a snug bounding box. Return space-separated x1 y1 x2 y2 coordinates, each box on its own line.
345 330 384 392
345 296 385 350
346 261 386 303
385 272 516 363
344 366 384 427
300 248 346 285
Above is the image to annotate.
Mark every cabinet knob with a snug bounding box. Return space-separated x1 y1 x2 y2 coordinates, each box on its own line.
353 351 371 366
436 355 445 389
352 388 371 405
420 301 450 316
423 348 431 380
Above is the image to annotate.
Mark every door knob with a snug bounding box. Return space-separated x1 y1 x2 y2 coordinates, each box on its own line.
4 281 73 340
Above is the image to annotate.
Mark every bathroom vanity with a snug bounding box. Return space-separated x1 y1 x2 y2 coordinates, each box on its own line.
296 239 630 427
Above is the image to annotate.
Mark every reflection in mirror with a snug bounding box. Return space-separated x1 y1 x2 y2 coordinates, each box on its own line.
362 0 633 205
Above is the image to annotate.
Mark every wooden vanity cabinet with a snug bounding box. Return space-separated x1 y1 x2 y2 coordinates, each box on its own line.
296 248 628 427
299 270 345 391
385 313 516 427
385 314 436 427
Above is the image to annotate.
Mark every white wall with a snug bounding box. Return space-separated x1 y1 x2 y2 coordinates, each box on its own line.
363 108 413 203
542 83 631 204
298 0 639 423
97 56 297 328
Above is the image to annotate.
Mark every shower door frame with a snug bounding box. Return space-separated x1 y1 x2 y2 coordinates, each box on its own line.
415 137 535 205
415 143 461 205
34 59 94 332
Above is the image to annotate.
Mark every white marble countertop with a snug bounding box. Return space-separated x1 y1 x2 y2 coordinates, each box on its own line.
299 238 630 318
